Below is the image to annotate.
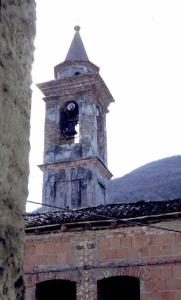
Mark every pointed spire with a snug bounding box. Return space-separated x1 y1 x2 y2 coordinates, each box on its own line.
65 26 89 61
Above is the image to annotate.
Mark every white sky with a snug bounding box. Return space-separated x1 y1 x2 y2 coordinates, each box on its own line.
27 0 181 212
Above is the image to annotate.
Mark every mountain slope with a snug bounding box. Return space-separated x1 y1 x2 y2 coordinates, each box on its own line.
109 156 181 203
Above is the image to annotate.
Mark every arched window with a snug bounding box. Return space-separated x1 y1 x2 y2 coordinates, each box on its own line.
97 276 140 300
36 279 76 300
60 101 79 142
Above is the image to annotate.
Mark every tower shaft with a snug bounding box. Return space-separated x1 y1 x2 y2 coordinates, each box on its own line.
38 27 114 209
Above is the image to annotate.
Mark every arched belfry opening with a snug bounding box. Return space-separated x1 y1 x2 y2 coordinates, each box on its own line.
97 276 140 300
60 100 79 141
35 279 76 300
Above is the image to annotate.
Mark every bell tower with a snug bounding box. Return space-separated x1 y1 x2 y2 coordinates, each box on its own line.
38 26 114 209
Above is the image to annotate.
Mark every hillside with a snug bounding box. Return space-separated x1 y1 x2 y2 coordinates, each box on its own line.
109 156 181 203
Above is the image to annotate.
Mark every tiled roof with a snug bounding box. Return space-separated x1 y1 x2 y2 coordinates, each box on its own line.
26 199 181 228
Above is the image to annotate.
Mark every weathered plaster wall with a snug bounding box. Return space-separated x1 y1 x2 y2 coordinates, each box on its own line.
25 220 181 300
41 91 108 209
0 1 35 299
42 162 110 209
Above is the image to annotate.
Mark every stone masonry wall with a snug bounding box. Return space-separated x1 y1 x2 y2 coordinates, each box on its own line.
0 1 35 299
24 219 181 300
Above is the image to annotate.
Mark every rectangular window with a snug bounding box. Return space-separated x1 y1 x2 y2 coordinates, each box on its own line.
54 181 70 208
71 179 81 208
54 179 81 208
97 181 106 204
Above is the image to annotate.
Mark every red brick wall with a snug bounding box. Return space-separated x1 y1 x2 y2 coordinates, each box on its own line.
24 220 181 300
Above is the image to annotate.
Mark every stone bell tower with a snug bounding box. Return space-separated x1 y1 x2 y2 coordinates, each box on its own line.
38 26 114 209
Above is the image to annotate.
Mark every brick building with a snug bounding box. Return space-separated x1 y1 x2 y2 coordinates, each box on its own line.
24 27 181 299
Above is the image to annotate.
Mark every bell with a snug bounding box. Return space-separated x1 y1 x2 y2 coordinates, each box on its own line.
64 121 77 137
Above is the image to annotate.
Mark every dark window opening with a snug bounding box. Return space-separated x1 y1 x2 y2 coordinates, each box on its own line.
60 101 79 141
98 180 106 204
74 71 80 75
36 279 76 300
97 276 140 300
98 181 105 191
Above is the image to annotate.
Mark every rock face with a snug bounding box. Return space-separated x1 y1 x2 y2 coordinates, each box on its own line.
0 2 35 299
109 156 181 203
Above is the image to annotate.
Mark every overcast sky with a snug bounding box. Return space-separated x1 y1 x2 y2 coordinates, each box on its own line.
27 0 181 212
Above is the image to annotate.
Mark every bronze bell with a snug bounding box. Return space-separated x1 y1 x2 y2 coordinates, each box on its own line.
63 120 77 137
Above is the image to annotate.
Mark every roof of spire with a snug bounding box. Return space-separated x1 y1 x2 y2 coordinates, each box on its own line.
65 26 89 61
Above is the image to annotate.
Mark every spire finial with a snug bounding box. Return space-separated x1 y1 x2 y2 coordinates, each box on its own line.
74 25 80 32
65 25 89 61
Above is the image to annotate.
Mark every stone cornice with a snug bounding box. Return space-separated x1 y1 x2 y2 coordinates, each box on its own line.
38 157 113 179
37 73 114 111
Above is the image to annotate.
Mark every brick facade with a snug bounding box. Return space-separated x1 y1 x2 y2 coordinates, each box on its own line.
24 219 181 299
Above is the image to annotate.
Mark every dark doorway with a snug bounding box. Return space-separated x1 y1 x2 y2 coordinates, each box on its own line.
36 279 76 300
97 276 140 300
